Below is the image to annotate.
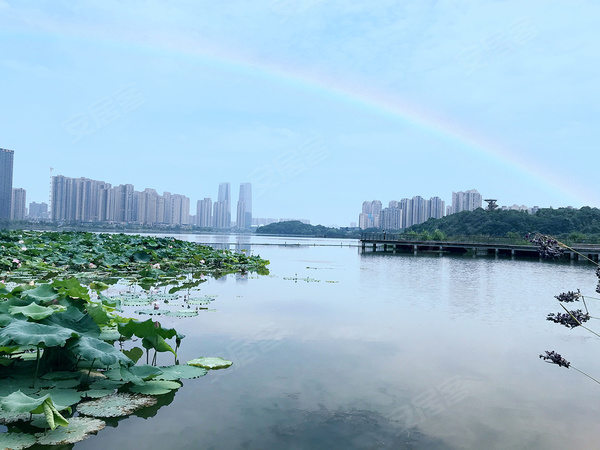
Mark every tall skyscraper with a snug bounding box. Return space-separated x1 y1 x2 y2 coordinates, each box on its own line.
213 182 231 229
236 182 252 229
197 198 212 227
0 148 14 220
451 189 482 214
11 188 26 220
29 202 49 219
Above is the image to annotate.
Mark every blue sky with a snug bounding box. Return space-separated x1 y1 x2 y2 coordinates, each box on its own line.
1 1 598 226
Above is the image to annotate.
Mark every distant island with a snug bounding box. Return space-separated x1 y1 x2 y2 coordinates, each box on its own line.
257 207 600 243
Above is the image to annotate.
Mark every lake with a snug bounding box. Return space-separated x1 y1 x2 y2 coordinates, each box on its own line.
71 233 600 449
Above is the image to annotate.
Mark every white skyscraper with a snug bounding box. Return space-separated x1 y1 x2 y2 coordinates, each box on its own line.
236 182 252 229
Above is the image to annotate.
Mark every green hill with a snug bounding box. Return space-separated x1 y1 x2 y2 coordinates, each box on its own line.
255 221 361 238
406 207 600 239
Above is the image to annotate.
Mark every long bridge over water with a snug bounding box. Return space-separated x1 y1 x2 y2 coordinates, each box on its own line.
360 233 600 261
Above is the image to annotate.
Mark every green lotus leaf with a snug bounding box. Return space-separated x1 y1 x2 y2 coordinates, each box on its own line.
19 283 59 304
0 431 36 449
41 371 81 381
187 356 233 370
89 281 109 292
81 389 117 399
154 364 207 380
98 326 121 341
9 302 66 320
128 380 182 395
118 318 177 340
0 355 15 366
0 390 68 429
142 335 176 355
76 393 157 418
67 336 133 367
85 303 111 325
41 305 101 338
88 379 124 390
0 409 31 424
122 346 144 363
35 417 106 445
164 310 200 318
132 251 152 262
0 321 79 347
51 277 89 300
36 388 82 409
121 298 152 307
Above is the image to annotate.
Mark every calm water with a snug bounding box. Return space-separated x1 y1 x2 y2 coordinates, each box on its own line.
72 234 600 449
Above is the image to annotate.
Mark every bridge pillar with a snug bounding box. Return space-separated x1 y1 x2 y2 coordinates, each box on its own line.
362 241 365 250
384 244 387 251
511 249 515 257
373 243 376 251
413 244 417 255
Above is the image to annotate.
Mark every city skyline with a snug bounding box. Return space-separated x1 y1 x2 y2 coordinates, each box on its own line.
1 2 598 226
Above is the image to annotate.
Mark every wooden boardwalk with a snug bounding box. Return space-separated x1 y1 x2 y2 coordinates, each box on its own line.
360 233 600 261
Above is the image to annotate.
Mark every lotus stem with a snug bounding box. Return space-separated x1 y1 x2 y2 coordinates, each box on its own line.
582 296 589 314
88 358 96 378
572 366 600 385
32 345 41 388
559 304 600 339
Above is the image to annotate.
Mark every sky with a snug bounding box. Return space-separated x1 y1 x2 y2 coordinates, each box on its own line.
1 0 598 226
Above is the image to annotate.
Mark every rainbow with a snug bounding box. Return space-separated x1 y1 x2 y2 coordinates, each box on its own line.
16 23 595 206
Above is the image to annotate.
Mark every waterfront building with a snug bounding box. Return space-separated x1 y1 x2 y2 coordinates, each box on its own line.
11 188 26 220
197 198 213 227
29 202 48 219
0 148 14 220
236 182 252 229
213 182 231 229
451 189 482 214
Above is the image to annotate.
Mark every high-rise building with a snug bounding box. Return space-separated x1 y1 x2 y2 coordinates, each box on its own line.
451 189 482 214
359 200 383 229
213 182 231 229
236 183 252 229
196 198 212 227
29 202 49 219
11 188 26 220
0 148 14 220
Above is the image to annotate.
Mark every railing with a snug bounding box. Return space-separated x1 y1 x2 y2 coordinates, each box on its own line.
360 233 600 249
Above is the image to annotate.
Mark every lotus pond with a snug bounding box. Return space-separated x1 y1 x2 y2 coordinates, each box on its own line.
3 232 600 449
0 230 269 448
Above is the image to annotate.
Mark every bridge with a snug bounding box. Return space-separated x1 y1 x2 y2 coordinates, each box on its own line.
360 233 600 261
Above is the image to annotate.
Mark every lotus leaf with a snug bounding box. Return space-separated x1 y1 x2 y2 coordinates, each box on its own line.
67 336 133 367
0 322 79 347
118 318 177 340
98 326 121 341
9 302 66 320
41 305 101 338
154 364 207 380
142 335 176 355
76 393 157 417
81 389 117 399
187 357 233 370
35 417 106 445
20 284 59 304
0 391 68 430
128 380 182 395
122 346 143 363
132 251 151 262
36 389 82 409
51 277 89 300
0 431 36 449
41 371 80 381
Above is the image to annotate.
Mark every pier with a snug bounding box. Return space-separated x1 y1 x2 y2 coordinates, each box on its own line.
360 233 600 261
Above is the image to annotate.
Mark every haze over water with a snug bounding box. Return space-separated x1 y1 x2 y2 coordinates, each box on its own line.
77 234 600 449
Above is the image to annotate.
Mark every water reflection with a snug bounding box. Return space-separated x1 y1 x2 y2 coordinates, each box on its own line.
74 234 600 449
